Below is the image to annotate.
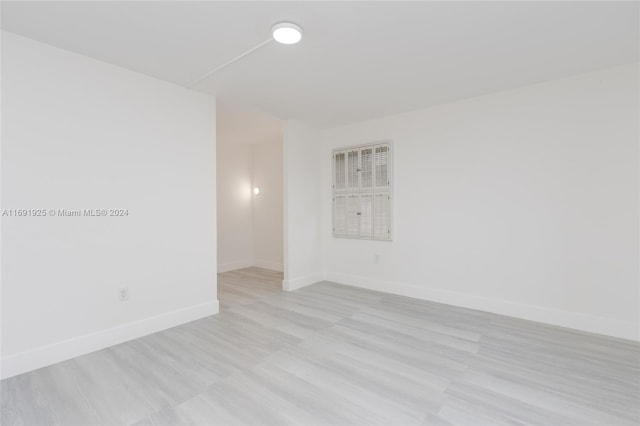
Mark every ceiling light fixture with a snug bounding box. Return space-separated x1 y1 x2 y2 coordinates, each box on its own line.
272 23 303 45
186 22 303 88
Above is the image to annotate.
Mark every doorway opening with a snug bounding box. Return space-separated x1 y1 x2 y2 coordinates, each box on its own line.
215 99 284 311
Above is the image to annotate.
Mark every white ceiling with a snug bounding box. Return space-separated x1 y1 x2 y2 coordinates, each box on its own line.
2 1 638 128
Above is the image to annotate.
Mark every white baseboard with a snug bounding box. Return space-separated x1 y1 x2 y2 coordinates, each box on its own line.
283 272 323 292
1 300 219 379
217 260 253 273
253 260 284 272
325 272 639 342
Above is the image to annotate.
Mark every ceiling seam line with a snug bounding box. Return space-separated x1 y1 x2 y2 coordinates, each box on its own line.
185 38 274 88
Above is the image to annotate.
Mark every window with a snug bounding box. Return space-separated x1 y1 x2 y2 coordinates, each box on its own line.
333 142 392 240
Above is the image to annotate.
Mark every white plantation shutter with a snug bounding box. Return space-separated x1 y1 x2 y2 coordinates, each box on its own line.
333 194 347 236
360 147 373 190
374 192 391 239
373 143 391 240
346 194 360 236
375 145 390 189
360 193 374 238
334 152 346 190
347 149 359 190
333 142 392 240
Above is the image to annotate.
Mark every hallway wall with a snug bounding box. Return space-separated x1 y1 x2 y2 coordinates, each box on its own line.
252 142 284 272
216 143 254 272
217 138 283 273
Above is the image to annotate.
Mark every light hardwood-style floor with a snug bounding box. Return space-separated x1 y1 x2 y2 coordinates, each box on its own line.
2 267 639 425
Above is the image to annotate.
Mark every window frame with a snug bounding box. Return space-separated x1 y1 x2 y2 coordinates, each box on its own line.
332 141 393 241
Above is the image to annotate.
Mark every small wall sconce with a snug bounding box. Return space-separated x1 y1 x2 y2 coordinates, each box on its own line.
253 187 261 196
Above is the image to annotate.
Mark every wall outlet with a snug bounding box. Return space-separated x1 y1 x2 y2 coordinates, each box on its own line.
119 287 129 302
374 254 380 264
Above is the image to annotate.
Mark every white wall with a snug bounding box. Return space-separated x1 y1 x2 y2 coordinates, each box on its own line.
283 121 323 291
1 32 218 378
216 136 283 273
252 141 284 272
216 142 254 272
321 63 639 340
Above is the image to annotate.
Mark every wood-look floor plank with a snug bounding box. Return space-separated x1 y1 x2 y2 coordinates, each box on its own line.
2 266 639 426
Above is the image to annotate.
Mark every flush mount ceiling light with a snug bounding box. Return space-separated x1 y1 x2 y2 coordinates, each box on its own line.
272 22 303 45
186 22 303 87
